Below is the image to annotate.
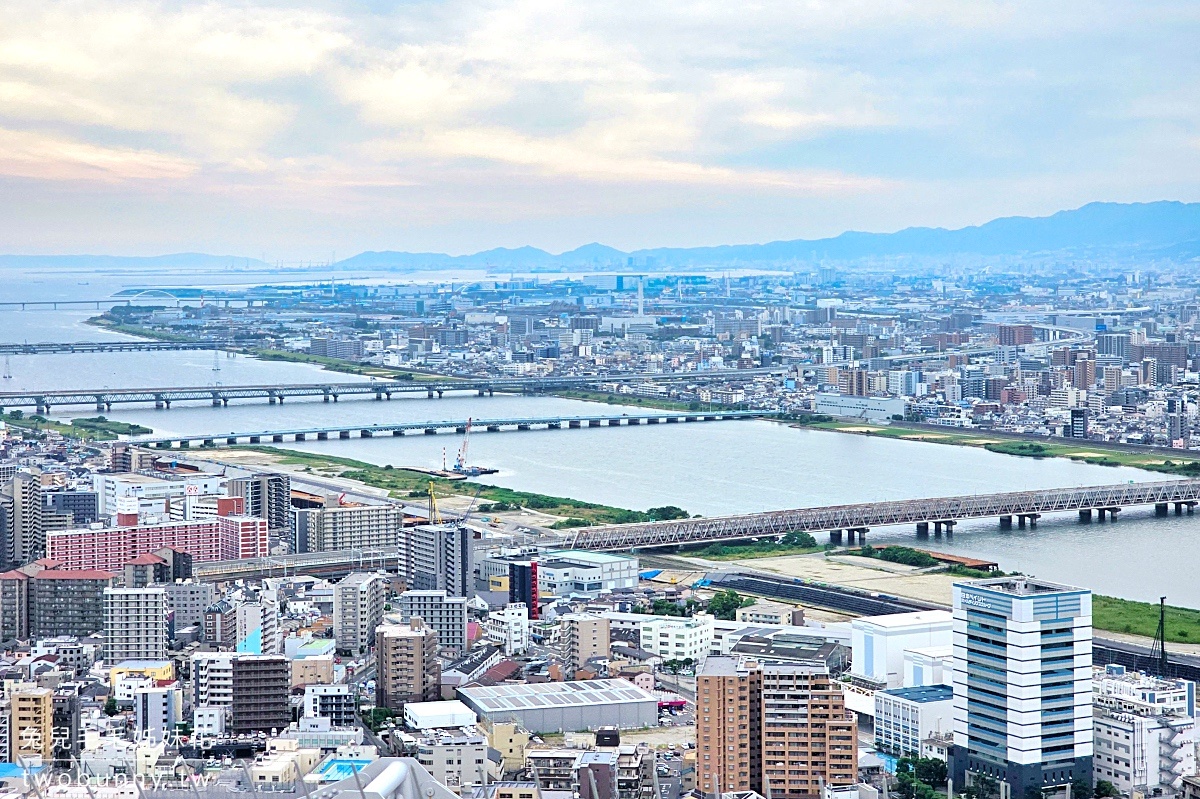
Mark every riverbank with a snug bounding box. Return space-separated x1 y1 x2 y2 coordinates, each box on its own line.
231 445 689 527
1 410 152 440
810 419 1200 475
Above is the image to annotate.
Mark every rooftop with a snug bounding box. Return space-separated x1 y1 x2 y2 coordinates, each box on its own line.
853 610 953 629
881 685 955 703
962 577 1087 597
458 678 656 713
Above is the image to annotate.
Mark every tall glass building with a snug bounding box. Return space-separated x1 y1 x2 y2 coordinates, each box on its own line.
950 577 1093 797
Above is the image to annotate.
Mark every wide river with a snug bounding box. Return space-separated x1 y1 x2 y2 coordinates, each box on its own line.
2 298 1198 605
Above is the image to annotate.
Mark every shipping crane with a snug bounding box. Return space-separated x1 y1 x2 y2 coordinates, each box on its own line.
453 417 481 476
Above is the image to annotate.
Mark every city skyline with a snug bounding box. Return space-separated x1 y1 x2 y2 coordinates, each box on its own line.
0 1 1197 257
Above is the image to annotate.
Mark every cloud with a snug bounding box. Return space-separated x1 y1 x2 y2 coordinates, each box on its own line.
0 0 1197 253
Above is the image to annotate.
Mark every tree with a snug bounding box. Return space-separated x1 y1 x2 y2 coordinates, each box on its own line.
1071 778 1096 799
913 759 947 787
707 589 750 620
104 698 118 716
1093 781 1119 799
781 531 817 548
647 506 689 521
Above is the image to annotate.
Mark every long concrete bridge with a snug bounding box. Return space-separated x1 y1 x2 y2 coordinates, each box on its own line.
0 340 228 355
566 479 1200 550
0 369 774 413
133 410 760 448
195 547 406 582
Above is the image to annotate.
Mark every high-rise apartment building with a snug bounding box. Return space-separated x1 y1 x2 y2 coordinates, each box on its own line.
104 587 169 662
410 524 473 598
697 656 762 797
394 590 468 655
293 503 406 553
226 473 291 540
191 652 290 734
230 655 290 734
561 614 611 675
950 578 1093 796
333 572 388 655
2 471 43 566
47 514 267 571
163 581 214 629
761 664 857 797
697 657 857 799
29 568 116 637
375 618 440 711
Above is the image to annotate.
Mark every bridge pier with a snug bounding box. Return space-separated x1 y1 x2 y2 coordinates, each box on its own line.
478 389 486 396
569 420 580 428
323 394 330 403
392 430 403 436
155 399 164 409
249 436 259 443
437 390 443 398
361 430 372 437
487 425 500 432
294 433 305 441
1022 513 1040 528
829 530 843 545
1079 509 1092 523
517 423 530 430
999 515 1012 529
339 430 350 439
375 392 383 401
845 528 855 545
95 402 105 412
226 437 238 445
202 438 214 447
1157 503 1170 516
424 428 437 435
428 390 434 399
1099 507 1119 521
272 434 283 442
916 522 929 537
589 420 601 427
317 432 328 440
212 398 222 407
268 396 277 405
1175 502 1188 515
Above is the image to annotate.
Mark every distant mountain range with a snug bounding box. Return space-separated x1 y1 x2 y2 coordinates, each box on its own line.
4 201 1200 272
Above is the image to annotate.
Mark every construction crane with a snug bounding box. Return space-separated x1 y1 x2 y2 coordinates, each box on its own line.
453 418 478 475
426 481 442 525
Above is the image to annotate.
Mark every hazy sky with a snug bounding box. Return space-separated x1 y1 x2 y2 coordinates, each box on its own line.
1 0 1198 258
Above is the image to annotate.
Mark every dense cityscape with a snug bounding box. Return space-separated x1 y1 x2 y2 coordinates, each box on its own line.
2 1 1198 799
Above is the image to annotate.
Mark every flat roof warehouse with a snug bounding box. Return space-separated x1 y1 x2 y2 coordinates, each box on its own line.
457 679 658 733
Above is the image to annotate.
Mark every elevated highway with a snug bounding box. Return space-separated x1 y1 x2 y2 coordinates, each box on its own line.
566 479 1200 550
0 340 228 354
132 410 761 448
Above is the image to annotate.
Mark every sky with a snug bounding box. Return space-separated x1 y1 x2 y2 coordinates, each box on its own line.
1 0 1198 259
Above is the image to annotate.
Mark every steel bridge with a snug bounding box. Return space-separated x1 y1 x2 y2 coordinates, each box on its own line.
0 368 775 412
566 479 1200 550
0 340 228 355
132 410 760 448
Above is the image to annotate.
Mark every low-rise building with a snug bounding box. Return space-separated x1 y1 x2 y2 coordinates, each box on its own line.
873 685 954 757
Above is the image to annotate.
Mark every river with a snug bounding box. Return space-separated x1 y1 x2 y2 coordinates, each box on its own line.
1 280 1198 605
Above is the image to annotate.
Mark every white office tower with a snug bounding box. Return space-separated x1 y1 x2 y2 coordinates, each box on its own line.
950 578 1093 797
1093 665 1196 795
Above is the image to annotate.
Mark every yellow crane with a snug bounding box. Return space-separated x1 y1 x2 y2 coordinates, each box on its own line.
427 481 442 525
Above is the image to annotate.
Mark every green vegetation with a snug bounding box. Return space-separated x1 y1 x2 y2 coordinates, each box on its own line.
982 441 1050 458
236 447 684 526
86 315 196 342
816 419 1200 472
1093 595 1200 643
361 707 394 732
707 589 755 620
688 531 820 560
856 545 940 568
660 658 696 675
894 757 947 799
552 389 702 412
252 348 438 380
633 598 702 617
70 416 153 437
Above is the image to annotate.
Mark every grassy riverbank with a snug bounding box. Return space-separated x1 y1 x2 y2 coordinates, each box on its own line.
86 317 195 342
237 446 685 526
809 420 1200 474
0 411 151 440
1093 596 1200 643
